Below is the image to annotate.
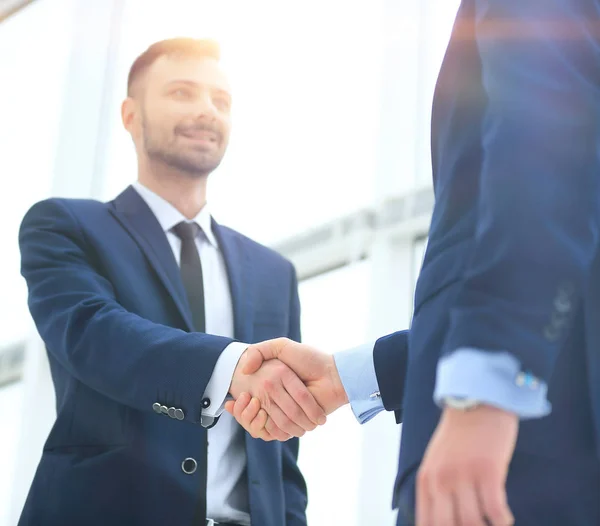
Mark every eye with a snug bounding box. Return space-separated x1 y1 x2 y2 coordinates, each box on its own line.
171 88 193 100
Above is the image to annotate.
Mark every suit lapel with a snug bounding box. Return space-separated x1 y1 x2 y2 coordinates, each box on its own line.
212 219 255 343
108 186 194 331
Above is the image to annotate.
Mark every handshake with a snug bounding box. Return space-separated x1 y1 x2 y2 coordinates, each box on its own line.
226 338 349 441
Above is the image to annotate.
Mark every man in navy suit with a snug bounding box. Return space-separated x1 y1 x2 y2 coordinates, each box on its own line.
17 38 327 526
228 1 600 524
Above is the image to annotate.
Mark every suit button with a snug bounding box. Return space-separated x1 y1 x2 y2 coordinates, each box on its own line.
182 457 197 475
152 403 162 414
160 405 169 415
175 408 185 421
202 398 211 409
167 407 177 419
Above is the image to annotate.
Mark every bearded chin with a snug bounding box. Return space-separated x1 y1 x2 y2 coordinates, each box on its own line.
144 134 222 178
141 113 222 177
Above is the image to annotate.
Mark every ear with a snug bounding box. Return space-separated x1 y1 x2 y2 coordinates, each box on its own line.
121 97 137 133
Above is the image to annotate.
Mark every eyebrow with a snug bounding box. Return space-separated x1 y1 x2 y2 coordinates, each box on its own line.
164 80 231 98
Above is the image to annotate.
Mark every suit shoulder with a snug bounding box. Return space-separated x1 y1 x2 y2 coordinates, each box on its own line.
25 196 104 214
21 196 108 231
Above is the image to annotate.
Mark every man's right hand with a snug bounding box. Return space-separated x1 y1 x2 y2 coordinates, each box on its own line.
226 338 349 440
228 349 328 441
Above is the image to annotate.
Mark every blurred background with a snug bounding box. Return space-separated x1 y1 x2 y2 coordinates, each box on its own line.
0 0 460 524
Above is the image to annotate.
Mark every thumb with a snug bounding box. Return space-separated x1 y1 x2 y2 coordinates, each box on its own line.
241 347 266 374
241 338 287 374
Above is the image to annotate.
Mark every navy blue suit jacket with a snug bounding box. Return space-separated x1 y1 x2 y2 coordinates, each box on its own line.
17 186 307 526
373 0 600 518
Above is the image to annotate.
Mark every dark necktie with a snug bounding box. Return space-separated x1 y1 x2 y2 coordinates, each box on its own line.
172 220 208 525
172 221 206 333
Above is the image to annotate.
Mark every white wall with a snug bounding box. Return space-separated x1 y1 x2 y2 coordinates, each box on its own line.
4 1 129 522
0 0 73 349
0 1 74 522
298 262 373 525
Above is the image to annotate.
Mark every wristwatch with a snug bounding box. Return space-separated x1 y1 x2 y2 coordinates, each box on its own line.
443 396 482 411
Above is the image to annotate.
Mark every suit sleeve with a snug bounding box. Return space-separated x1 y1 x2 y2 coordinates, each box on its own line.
441 2 600 383
19 198 234 424
281 264 308 526
373 330 410 424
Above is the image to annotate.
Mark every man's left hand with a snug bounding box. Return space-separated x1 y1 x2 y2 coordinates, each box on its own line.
416 405 518 526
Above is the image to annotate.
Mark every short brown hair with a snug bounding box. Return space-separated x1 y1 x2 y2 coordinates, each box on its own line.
127 38 221 96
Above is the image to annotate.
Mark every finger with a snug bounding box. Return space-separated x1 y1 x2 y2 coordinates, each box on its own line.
455 483 486 526
248 407 273 441
258 410 291 441
281 370 327 427
265 380 312 435
238 395 261 423
432 492 456 526
265 400 306 438
416 469 433 526
229 394 288 441
243 399 290 443
478 478 514 526
231 392 252 421
231 394 268 439
241 398 274 441
265 415 292 441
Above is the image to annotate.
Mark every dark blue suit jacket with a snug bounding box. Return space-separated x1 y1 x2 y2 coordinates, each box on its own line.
372 0 600 520
17 186 307 526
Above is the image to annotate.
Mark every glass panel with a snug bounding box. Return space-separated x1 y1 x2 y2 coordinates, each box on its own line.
297 261 371 526
0 0 72 346
0 382 25 526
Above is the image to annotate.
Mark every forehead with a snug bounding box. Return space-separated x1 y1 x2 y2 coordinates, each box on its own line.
146 55 231 94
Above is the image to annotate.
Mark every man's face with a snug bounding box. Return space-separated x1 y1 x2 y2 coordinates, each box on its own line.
131 55 232 177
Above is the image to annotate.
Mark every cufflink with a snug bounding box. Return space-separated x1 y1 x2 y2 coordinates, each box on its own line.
516 372 539 389
369 391 381 399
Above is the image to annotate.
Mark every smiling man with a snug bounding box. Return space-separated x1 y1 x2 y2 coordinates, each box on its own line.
17 38 323 526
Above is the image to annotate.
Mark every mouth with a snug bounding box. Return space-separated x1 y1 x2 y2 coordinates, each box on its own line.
178 128 219 144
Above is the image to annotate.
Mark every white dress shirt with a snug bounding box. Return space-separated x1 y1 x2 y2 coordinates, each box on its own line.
132 182 250 525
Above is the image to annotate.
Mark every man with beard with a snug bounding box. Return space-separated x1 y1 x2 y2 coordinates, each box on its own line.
17 38 326 526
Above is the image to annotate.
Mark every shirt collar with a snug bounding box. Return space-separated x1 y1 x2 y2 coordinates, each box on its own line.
131 181 219 248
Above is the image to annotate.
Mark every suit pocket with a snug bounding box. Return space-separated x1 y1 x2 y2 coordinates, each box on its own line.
47 382 130 450
43 443 128 460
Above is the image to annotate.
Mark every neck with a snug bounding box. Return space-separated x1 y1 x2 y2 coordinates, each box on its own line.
137 159 209 219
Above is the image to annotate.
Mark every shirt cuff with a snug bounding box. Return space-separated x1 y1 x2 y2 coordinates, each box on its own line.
334 341 385 424
201 341 248 419
434 348 551 419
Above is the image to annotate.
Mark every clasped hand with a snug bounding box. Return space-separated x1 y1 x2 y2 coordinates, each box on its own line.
227 338 348 441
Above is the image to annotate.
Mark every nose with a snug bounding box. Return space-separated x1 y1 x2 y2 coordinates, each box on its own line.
192 91 218 120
